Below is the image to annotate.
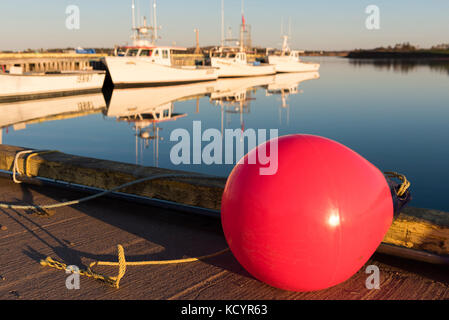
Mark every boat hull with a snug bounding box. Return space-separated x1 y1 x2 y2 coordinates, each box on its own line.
0 71 106 102
211 59 276 78
104 57 218 87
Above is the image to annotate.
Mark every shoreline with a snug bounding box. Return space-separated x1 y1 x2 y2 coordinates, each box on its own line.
346 50 449 60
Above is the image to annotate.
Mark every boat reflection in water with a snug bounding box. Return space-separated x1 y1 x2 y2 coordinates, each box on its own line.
105 81 216 166
104 72 323 157
0 93 106 143
209 76 274 134
208 71 320 129
0 72 320 164
264 72 320 125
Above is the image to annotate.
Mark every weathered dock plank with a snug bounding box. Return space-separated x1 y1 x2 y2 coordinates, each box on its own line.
0 145 226 211
0 178 447 299
0 145 448 259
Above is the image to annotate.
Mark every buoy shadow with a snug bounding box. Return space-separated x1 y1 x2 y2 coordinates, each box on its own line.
9 182 254 284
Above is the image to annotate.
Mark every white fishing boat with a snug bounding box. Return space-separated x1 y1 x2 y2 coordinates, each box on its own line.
104 46 218 88
212 1 275 78
0 67 106 102
104 1 218 87
268 36 320 73
210 50 276 78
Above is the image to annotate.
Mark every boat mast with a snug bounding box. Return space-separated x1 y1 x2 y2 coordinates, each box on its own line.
240 0 244 52
281 17 291 55
131 0 137 39
130 0 160 46
132 0 136 30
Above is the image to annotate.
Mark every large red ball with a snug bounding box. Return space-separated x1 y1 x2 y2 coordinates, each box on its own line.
221 134 393 292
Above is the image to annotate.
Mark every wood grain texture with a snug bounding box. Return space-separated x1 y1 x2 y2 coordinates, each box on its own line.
0 145 448 259
0 178 447 300
0 145 226 211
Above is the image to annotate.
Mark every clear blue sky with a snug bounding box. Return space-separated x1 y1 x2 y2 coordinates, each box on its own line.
1 0 448 51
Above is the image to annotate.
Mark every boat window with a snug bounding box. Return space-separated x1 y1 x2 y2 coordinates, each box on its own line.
162 50 169 59
140 50 152 57
127 49 139 57
154 50 160 56
229 53 236 58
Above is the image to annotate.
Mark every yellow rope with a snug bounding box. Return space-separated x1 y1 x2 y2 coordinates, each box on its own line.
384 172 411 197
40 245 229 289
21 150 406 289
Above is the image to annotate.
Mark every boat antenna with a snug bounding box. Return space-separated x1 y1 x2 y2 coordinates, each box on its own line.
281 16 284 37
289 17 292 39
137 0 141 28
132 0 136 30
153 0 158 43
221 0 225 48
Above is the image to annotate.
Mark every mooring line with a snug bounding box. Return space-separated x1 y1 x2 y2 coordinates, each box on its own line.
1 150 224 211
1 149 230 289
1 149 414 289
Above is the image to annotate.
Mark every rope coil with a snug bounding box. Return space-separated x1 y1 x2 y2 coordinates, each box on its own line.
40 245 229 289
6 149 228 289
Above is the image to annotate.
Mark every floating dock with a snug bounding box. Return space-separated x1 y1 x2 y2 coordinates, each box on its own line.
0 145 448 299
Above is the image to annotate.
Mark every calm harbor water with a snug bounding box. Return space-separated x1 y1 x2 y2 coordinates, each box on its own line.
1 57 449 211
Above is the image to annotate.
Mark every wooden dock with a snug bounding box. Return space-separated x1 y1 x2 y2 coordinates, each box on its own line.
0 145 448 299
0 53 264 71
0 53 107 73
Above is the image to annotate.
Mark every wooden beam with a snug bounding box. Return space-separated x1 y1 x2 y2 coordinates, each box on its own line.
0 145 448 258
385 207 449 256
0 145 226 211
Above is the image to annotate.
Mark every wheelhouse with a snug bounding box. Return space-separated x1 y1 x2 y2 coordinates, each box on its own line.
116 46 187 58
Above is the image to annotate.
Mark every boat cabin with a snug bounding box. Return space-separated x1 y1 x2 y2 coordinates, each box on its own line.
286 50 306 61
289 51 301 59
117 46 187 67
211 51 248 65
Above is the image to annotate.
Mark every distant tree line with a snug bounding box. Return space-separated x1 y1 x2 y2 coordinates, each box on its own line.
353 42 449 52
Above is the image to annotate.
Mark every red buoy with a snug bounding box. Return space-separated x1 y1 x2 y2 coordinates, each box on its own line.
221 134 393 292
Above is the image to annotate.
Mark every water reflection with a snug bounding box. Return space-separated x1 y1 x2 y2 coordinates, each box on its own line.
264 72 320 125
2 59 448 211
209 77 272 135
105 83 213 166
0 93 106 145
0 72 320 155
349 59 449 75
